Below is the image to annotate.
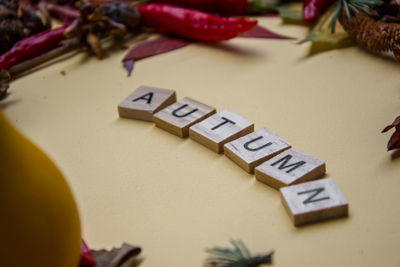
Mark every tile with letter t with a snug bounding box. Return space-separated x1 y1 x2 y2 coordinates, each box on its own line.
118 85 176 121
189 109 254 153
224 128 291 173
153 97 216 138
280 178 348 226
255 148 325 189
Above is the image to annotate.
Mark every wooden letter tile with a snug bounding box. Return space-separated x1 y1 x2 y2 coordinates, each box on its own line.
118 85 176 121
255 148 325 189
280 178 348 226
153 97 216 138
189 109 254 153
224 128 291 173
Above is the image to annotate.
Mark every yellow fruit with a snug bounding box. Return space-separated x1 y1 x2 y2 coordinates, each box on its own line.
0 110 81 267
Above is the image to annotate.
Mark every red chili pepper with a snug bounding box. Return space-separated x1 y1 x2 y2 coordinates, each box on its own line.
152 0 274 14
0 25 68 71
80 240 96 266
302 0 337 22
137 3 257 41
153 0 248 14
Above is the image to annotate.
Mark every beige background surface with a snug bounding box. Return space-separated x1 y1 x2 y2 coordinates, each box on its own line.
2 16 400 267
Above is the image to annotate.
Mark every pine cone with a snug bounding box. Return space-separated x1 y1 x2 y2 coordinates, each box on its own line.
0 3 24 54
339 10 400 61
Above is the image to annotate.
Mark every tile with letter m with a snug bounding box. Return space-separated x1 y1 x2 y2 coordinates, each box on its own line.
280 178 348 226
255 148 325 189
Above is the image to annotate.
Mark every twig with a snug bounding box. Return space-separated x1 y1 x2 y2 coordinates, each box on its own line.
9 38 81 77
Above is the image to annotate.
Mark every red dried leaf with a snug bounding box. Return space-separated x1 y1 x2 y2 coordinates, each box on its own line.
238 25 295 40
42 3 80 21
122 35 191 76
382 115 400 133
80 240 96 266
382 115 400 151
387 130 400 151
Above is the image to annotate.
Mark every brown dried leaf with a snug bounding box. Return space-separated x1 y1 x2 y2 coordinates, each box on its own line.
238 25 295 40
122 35 191 76
382 115 400 132
90 243 142 267
86 32 103 58
387 130 400 151
382 115 400 151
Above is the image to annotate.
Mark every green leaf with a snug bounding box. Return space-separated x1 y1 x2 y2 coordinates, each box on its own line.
278 3 307 25
204 240 251 267
247 0 278 13
234 240 251 259
205 247 242 261
204 240 273 267
304 6 353 55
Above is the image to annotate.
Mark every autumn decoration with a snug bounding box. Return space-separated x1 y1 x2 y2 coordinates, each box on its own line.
382 115 400 151
204 239 273 267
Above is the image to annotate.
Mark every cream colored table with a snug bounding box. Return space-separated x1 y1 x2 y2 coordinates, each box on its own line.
2 17 400 267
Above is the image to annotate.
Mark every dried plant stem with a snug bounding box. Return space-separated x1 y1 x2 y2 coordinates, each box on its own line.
246 252 274 267
338 10 400 61
9 38 81 77
0 38 81 98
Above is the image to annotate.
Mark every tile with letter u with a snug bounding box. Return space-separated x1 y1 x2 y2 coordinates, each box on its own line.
153 97 216 138
224 128 291 173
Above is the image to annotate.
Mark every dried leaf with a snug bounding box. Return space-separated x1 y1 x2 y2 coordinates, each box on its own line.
382 115 400 151
89 243 142 267
278 3 306 25
238 25 295 40
86 32 103 58
387 131 400 151
122 35 191 76
304 7 352 55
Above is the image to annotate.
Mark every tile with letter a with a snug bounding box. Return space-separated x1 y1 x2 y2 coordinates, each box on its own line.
118 85 176 122
153 97 216 138
224 128 291 173
189 109 254 153
280 178 348 226
255 148 325 189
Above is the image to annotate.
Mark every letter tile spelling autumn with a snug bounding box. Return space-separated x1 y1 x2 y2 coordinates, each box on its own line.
118 87 349 227
189 109 254 153
153 97 216 138
255 148 326 189
280 178 348 226
224 128 291 173
118 85 176 121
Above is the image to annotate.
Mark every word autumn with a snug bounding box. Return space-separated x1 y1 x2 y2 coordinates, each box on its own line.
118 86 349 226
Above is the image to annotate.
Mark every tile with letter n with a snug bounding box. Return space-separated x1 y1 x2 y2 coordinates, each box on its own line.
280 178 348 226
153 97 216 138
189 109 254 153
223 128 291 173
255 148 325 189
118 85 176 122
